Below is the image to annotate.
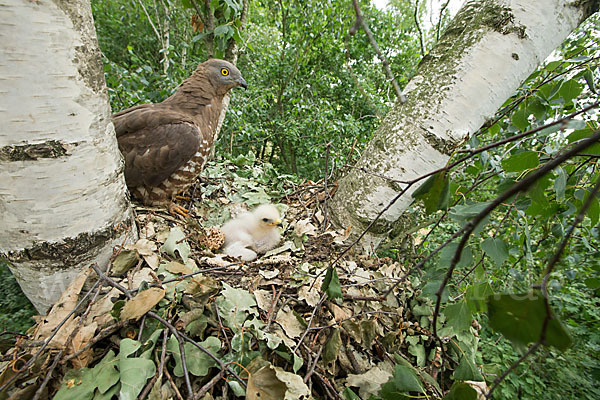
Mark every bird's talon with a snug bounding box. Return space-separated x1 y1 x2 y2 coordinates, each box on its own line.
169 203 190 218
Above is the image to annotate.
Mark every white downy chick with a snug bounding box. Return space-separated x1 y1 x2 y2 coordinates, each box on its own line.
221 204 283 261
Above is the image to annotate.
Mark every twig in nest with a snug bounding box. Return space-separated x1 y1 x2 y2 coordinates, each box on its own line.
214 299 231 351
194 369 225 400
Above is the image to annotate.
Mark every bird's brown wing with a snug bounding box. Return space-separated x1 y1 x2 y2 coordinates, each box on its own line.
115 108 201 188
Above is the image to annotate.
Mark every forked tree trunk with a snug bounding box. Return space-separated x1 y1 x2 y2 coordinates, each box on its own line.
330 0 599 250
0 0 136 313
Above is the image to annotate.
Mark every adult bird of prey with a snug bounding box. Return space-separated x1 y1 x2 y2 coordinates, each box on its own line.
113 59 247 214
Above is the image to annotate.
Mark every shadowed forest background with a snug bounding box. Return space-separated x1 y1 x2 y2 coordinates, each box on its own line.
1 0 599 399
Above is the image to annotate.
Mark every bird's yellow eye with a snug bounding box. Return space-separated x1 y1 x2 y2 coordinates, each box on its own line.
221 68 229 76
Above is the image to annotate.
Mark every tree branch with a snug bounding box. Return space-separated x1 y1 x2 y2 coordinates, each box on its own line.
350 0 406 103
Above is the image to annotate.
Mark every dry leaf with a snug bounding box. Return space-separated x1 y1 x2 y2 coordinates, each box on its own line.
259 268 280 280
293 218 317 237
275 306 303 338
68 321 98 368
143 253 160 270
35 268 92 340
126 238 157 255
253 289 273 312
246 365 286 400
328 303 352 323
298 284 321 307
120 288 166 321
130 268 157 288
165 261 193 275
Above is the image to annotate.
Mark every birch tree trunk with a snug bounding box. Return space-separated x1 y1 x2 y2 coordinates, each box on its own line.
330 0 599 250
0 0 136 313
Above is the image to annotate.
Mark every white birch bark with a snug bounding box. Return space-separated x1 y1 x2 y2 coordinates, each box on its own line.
330 0 598 250
0 0 136 312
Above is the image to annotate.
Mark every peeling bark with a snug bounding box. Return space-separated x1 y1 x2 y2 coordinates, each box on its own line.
0 0 136 312
330 0 599 250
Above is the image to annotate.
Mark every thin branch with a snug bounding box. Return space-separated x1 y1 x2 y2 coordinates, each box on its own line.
322 142 332 233
350 0 406 103
136 0 162 43
343 35 383 120
413 0 425 56
436 1 450 41
485 342 541 399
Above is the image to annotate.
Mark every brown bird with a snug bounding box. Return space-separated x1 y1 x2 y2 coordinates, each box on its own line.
221 204 283 261
113 59 247 214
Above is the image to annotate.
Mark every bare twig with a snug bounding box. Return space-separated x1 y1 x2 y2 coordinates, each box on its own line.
436 1 450 41
350 0 406 103
322 141 332 233
413 0 425 56
214 300 231 350
194 369 225 400
138 330 169 400
136 0 162 43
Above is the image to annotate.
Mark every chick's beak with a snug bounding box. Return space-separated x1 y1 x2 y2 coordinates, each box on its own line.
271 219 283 228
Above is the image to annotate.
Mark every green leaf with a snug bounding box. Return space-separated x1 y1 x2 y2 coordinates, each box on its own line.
487 292 572 351
439 242 473 269
214 24 233 37
584 278 600 289
444 301 472 333
466 282 493 313
390 365 424 392
501 151 539 173
512 106 529 131
420 280 449 302
583 69 597 94
554 167 567 201
94 351 119 394
444 382 478 400
558 79 583 103
160 227 190 263
412 172 451 214
585 191 600 226
342 387 361 400
217 282 258 329
379 364 424 398
453 354 483 381
167 335 221 377
321 266 342 300
119 339 156 400
481 237 508 266
449 202 493 221
322 329 341 374
54 368 96 400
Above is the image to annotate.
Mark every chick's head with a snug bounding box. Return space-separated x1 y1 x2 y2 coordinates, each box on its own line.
253 204 283 228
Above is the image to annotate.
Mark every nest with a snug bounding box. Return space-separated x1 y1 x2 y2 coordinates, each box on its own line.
0 170 474 399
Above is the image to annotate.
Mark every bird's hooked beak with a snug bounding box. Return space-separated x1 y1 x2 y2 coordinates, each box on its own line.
269 219 283 228
238 77 248 90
